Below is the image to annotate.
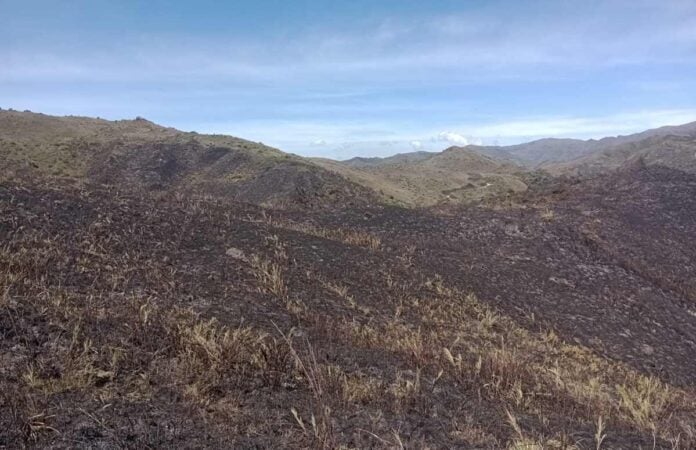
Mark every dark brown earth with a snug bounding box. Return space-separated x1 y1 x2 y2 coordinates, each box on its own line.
2 163 696 448
2 111 696 449
315 164 696 385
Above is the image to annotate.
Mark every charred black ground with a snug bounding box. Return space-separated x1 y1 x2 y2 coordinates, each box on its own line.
2 111 696 449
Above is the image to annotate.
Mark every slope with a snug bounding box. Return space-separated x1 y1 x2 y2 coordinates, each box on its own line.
314 146 528 207
0 109 376 209
2 169 696 447
473 121 696 166
543 134 696 177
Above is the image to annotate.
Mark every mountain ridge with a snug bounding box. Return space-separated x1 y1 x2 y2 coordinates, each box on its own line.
0 109 377 209
4 108 696 209
314 144 528 207
340 121 696 167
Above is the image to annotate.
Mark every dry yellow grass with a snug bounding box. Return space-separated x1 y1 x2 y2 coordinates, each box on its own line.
251 254 288 298
311 279 695 445
251 213 381 250
3 178 695 448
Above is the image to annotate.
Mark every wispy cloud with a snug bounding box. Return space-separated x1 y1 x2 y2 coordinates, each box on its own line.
2 1 695 84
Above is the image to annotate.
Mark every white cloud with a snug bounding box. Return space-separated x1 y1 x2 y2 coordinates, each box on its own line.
311 139 328 146
410 140 423 149
437 131 471 146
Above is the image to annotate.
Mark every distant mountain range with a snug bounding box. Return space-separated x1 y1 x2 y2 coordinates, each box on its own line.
2 108 696 208
315 120 696 206
543 134 696 176
466 121 696 165
340 121 696 167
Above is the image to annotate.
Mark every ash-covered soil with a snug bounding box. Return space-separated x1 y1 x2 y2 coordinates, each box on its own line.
316 165 696 386
2 164 696 448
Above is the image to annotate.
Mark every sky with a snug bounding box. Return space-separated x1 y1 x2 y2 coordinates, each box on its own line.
2 0 696 159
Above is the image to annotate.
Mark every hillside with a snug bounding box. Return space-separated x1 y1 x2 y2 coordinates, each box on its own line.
0 110 375 209
465 121 696 166
543 134 696 177
3 163 696 448
342 151 436 168
313 121 696 208
315 146 528 207
482 138 600 165
3 110 696 448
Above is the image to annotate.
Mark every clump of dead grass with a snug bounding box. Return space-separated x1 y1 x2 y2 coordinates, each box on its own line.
253 213 381 250
250 254 287 298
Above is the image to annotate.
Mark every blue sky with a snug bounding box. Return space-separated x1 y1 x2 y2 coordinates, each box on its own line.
2 0 696 159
